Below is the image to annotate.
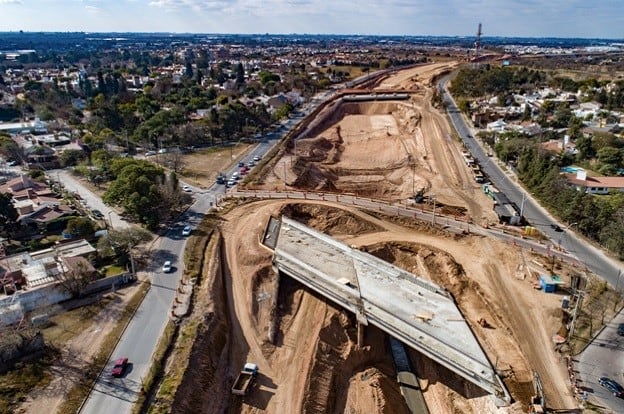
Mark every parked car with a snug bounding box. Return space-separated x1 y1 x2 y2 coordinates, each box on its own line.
145 151 156 156
111 357 128 377
599 377 624 397
550 224 563 232
182 185 192 192
238 161 245 167
253 155 261 162
162 261 172 273
618 323 624 336
182 225 192 236
227 179 236 187
91 209 104 219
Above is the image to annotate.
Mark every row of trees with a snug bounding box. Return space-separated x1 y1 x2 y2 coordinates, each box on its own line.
494 141 624 258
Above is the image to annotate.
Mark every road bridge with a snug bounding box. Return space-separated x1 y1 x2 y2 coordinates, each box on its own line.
263 215 511 405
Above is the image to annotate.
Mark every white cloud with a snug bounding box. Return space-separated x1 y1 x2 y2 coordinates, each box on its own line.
148 0 235 12
0 0 22 4
84 4 102 13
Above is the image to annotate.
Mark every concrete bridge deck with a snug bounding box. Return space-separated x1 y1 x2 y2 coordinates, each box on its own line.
263 215 510 404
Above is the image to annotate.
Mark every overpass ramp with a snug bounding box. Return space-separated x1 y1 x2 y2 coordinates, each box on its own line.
263 216 510 404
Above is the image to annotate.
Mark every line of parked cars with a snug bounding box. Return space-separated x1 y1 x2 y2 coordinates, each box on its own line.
599 376 624 397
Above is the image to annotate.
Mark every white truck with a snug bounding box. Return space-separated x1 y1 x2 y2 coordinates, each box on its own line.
231 362 258 395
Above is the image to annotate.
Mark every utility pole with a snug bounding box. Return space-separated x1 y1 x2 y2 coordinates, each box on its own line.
569 274 586 341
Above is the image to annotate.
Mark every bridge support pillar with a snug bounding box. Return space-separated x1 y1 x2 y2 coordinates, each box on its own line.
357 322 365 348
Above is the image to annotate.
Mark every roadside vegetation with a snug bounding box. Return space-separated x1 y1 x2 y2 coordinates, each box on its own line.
57 281 150 414
451 65 624 258
135 216 217 413
0 330 58 413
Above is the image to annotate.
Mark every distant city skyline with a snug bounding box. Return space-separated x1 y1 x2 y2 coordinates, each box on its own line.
1 0 623 39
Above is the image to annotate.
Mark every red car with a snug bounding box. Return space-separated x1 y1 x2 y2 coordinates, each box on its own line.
111 357 128 377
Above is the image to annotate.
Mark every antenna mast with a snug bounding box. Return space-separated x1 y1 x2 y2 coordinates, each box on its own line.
474 23 483 60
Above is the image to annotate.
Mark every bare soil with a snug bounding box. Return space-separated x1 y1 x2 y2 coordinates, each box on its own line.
172 62 578 413
197 199 576 413
178 144 253 189
257 63 497 225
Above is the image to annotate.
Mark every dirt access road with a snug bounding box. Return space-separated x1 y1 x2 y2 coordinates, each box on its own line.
171 62 579 414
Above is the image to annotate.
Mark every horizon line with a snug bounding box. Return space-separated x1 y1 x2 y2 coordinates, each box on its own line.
1 31 623 42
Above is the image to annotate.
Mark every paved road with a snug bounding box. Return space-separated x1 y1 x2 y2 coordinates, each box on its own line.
78 120 297 413
576 313 624 413
438 77 624 284
439 76 624 411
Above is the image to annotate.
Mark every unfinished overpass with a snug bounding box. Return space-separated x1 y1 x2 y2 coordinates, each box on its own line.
262 215 511 405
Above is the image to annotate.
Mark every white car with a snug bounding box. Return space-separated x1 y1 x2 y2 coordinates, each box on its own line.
182 225 192 236
162 261 172 273
253 155 261 162
182 185 192 192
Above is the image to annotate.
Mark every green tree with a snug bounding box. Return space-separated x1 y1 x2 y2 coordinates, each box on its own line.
575 135 595 160
0 192 18 237
65 217 95 238
59 149 87 167
597 146 622 167
103 159 165 228
97 227 153 258
600 207 624 259
0 135 21 161
236 62 245 86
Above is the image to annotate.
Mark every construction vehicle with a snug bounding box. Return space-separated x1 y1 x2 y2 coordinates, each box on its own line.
412 188 425 203
231 362 258 395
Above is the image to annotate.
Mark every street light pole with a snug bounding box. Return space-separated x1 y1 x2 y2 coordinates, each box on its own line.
431 194 436 224
108 211 114 229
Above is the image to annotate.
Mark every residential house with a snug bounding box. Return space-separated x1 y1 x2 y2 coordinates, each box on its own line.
564 170 624 195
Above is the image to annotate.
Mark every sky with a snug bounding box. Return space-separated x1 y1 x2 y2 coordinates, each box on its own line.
1 0 623 39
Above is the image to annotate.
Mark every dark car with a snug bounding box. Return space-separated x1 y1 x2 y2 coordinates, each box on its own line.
599 376 624 397
111 357 128 377
92 209 104 219
550 224 563 232
618 323 624 336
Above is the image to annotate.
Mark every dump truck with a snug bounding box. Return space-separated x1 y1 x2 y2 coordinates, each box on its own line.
231 362 258 395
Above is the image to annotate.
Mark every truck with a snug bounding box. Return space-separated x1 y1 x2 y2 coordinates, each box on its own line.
231 362 258 395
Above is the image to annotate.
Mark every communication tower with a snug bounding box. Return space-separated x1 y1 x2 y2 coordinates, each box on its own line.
474 23 483 60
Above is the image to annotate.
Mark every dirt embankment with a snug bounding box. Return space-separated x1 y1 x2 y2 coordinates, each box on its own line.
170 233 231 414
174 199 575 413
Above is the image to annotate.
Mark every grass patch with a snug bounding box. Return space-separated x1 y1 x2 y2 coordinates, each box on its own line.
0 347 59 413
570 274 622 354
42 298 112 347
56 282 150 414
104 265 126 277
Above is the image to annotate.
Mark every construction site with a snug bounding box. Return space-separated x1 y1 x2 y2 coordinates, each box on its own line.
171 63 581 414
